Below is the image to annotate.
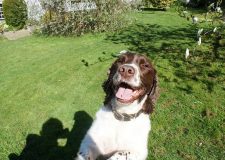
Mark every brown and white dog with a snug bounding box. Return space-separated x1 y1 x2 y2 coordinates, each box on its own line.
76 51 158 160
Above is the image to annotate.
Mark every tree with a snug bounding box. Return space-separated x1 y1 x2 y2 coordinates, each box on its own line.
176 0 225 59
3 0 28 29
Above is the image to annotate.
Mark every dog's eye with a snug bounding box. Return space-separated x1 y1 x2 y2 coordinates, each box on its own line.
144 64 150 68
141 63 150 68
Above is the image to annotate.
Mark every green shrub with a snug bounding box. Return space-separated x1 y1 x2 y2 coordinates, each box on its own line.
39 0 131 36
0 21 10 33
3 0 28 29
144 0 175 8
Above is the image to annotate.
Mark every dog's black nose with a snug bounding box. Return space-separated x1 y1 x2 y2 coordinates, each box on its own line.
119 65 135 78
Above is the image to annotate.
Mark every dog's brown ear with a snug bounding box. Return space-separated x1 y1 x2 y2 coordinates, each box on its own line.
102 78 113 105
149 76 159 105
102 62 118 106
143 75 159 114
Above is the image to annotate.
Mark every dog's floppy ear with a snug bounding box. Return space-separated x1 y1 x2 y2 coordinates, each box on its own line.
102 61 118 106
102 77 113 106
143 74 159 114
149 76 158 105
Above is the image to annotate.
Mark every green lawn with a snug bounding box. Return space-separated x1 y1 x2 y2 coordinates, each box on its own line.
0 9 224 160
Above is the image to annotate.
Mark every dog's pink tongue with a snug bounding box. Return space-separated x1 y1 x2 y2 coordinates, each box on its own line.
116 87 133 100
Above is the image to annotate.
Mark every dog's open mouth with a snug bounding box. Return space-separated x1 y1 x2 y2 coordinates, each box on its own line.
115 82 144 104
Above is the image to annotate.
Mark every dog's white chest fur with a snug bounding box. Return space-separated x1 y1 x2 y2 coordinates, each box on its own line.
78 106 151 160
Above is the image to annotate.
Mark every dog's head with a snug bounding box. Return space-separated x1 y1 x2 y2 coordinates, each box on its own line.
103 51 158 114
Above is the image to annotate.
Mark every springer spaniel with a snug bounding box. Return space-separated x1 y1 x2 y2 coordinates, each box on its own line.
76 51 158 160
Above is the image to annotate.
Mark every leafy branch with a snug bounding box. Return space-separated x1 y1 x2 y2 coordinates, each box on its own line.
176 0 225 59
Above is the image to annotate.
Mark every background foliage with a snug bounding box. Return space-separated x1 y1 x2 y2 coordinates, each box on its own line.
189 0 225 7
2 0 27 29
39 0 131 36
176 0 225 59
143 0 175 8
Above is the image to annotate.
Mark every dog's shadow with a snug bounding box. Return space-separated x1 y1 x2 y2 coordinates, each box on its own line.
8 111 93 160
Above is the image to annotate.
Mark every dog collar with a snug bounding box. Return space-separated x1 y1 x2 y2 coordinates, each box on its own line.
111 106 144 121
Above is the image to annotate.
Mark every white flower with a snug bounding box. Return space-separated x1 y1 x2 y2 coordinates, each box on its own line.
192 16 198 23
198 37 201 45
197 28 203 37
186 0 190 4
185 48 190 59
180 0 190 4
183 11 188 14
215 7 222 13
213 27 217 32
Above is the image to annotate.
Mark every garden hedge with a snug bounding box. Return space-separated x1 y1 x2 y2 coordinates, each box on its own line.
3 0 27 29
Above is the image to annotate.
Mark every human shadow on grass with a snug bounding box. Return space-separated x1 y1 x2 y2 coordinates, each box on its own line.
9 111 93 160
106 22 225 92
